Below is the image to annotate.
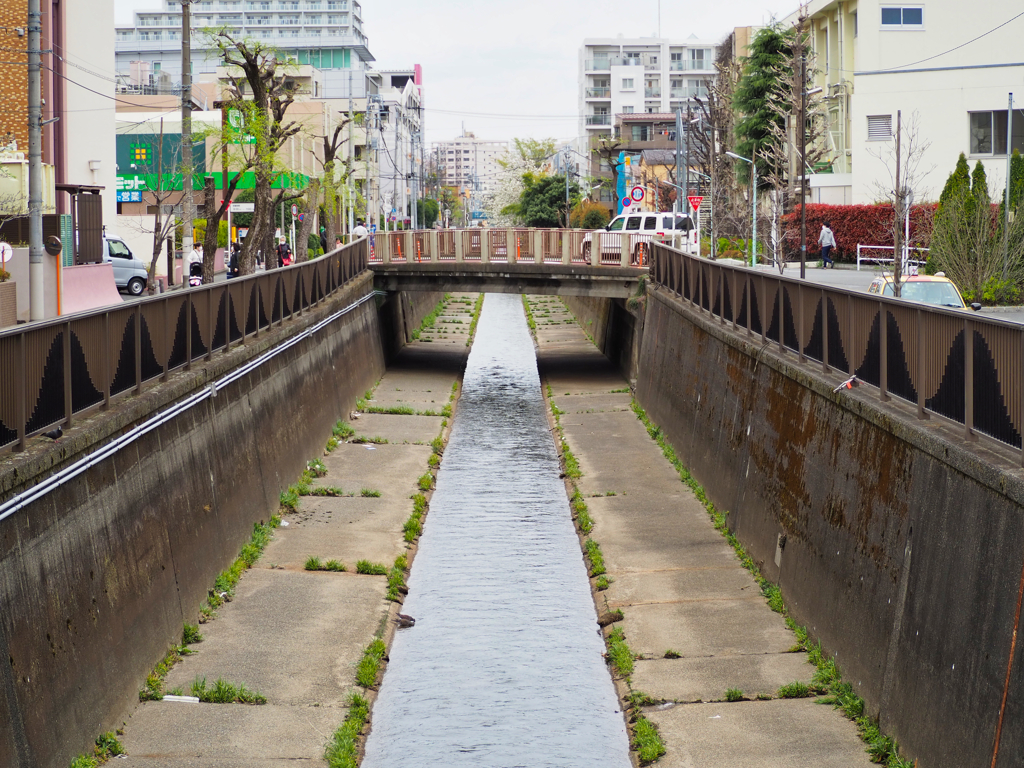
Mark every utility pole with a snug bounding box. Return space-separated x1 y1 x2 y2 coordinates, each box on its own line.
799 48 807 280
27 0 43 319
564 144 571 226
347 68 354 235
893 109 903 295
180 1 194 265
674 108 682 214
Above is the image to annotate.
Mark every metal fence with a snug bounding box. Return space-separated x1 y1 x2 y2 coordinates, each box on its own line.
650 242 1024 459
0 240 368 454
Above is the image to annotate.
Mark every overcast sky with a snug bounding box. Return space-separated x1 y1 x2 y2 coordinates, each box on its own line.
115 0 799 145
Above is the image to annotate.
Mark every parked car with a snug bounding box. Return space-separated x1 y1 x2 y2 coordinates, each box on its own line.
102 235 149 296
866 273 981 311
581 211 696 263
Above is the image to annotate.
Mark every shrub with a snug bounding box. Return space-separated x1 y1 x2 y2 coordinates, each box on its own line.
779 203 937 263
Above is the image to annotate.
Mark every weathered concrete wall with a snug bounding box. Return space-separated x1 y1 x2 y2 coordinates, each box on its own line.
0 273 387 768
561 295 642 384
630 285 1024 768
377 290 446 361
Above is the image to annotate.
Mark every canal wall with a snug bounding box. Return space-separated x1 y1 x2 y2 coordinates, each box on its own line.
626 284 1024 768
560 295 643 384
0 277 440 768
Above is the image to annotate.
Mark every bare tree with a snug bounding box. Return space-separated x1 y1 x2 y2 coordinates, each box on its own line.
868 111 934 295
592 135 626 207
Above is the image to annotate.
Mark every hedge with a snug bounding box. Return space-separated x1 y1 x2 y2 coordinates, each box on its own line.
780 203 936 263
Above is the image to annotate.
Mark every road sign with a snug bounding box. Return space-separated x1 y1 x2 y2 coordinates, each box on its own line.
687 195 704 213
298 212 305 222
621 197 631 210
291 204 299 217
630 186 645 203
229 202 254 213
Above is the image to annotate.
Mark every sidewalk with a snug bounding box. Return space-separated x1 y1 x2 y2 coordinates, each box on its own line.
530 295 874 768
114 293 476 766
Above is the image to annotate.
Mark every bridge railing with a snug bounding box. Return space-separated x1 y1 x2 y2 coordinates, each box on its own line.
0 240 368 454
650 241 1024 460
367 227 674 268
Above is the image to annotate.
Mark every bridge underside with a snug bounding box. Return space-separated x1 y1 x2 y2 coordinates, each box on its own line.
370 263 645 298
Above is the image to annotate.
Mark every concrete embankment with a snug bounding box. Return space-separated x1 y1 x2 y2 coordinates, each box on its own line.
528 294 873 767
0 276 443 768
113 292 477 766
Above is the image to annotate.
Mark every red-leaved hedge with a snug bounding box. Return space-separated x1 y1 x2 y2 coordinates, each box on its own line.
780 203 937 263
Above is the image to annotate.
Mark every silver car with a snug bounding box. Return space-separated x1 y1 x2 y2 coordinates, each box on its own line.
102 235 149 296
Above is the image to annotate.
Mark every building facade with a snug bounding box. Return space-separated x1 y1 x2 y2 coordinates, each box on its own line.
788 0 1024 204
114 0 375 99
432 134 507 220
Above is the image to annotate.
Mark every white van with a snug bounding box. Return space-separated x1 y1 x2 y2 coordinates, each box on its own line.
102 235 149 295
581 211 696 262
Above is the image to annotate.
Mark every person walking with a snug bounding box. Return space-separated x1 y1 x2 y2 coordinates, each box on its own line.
818 222 836 269
276 236 292 268
353 220 368 238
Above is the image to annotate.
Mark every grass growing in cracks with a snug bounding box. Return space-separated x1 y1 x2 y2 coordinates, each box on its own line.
356 559 388 575
628 397 914 768
324 692 371 768
356 638 387 688
68 732 125 768
410 293 451 341
191 676 267 704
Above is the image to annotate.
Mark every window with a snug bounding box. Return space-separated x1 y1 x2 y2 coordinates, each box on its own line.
867 114 892 141
625 216 642 231
969 110 1024 155
642 217 657 231
622 78 634 89
622 106 634 114
880 6 923 27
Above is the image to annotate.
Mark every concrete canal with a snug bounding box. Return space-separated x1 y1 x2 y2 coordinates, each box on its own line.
362 293 630 767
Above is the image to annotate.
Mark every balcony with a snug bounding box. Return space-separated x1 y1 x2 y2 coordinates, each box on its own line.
670 60 712 72
586 59 611 71
586 115 611 126
586 87 610 99
644 87 661 98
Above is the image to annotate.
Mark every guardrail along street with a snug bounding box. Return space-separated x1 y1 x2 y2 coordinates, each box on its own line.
650 241 1024 459
0 241 368 453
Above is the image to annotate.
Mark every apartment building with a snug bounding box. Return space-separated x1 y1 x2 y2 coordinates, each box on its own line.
578 36 718 141
787 0 1024 204
433 134 507 219
114 0 375 99
370 69 425 226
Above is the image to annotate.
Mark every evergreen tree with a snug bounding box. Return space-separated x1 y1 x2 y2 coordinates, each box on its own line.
938 152 970 207
733 24 793 184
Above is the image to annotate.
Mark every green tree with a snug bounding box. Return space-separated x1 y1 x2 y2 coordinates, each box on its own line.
417 198 439 227
517 173 580 228
733 24 793 184
509 138 557 169
570 200 610 229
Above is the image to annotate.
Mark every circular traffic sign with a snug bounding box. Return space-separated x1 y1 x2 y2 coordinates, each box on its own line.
621 197 632 209
291 204 299 217
630 185 645 203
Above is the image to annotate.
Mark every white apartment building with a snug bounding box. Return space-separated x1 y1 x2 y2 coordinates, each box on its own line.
370 69 425 226
433 134 508 217
578 36 719 142
787 0 1024 204
114 0 375 99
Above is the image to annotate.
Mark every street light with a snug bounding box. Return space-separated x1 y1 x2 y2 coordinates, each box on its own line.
726 151 757 268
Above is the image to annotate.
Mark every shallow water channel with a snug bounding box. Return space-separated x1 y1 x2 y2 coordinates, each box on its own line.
361 293 631 767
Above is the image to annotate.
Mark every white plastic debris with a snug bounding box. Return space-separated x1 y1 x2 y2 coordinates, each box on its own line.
363 445 376 450
162 695 200 703
280 520 289 527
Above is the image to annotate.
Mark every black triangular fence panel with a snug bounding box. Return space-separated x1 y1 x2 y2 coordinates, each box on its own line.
139 315 164 382
700 270 712 311
167 302 189 369
110 319 137 397
972 331 1022 447
0 419 15 446
190 303 208 361
723 281 734 323
765 290 781 344
245 289 259 335
855 311 882 388
70 331 103 412
682 262 691 301
229 295 244 342
302 274 311 309
259 287 271 329
271 282 283 323
803 299 825 363
926 330 966 423
827 298 850 372
26 332 67 432
750 286 762 335
711 277 721 316
885 313 917 403
292 278 303 315
782 288 800 351
211 293 228 350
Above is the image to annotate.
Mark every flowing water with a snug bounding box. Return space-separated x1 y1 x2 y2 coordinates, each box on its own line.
361 293 631 768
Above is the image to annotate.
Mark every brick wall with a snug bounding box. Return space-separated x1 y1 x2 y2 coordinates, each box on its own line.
0 0 29 153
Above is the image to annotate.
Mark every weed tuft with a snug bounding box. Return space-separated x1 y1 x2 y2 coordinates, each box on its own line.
777 681 812 699
584 538 606 577
191 676 266 704
356 560 388 575
356 638 387 688
360 488 382 497
304 556 323 571
324 692 370 768
725 688 744 702
606 626 635 677
417 472 434 491
182 624 203 645
308 486 344 497
324 560 346 572
595 575 610 591
306 458 328 477
663 649 681 659
631 715 666 764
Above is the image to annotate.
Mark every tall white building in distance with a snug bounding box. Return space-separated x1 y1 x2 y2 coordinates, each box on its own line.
433 134 507 219
578 36 719 142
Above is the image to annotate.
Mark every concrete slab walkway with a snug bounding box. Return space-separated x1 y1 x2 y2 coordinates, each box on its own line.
115 293 477 766
529 295 874 767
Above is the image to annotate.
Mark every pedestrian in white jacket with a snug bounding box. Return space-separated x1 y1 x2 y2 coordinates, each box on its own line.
818 222 836 268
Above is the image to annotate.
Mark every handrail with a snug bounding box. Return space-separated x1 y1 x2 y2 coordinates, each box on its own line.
649 241 1024 462
0 240 368 453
